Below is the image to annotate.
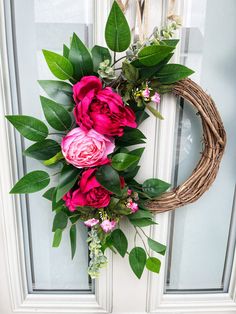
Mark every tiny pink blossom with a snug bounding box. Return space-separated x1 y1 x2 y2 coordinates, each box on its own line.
100 219 116 233
127 189 132 196
142 87 150 98
84 218 99 227
127 201 139 213
151 92 161 104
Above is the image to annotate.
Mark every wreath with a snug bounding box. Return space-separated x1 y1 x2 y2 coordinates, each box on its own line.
6 1 225 279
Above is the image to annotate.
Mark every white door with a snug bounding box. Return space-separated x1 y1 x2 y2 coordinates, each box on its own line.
0 0 236 313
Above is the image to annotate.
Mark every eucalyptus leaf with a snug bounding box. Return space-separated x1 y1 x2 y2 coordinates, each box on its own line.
40 96 72 131
129 247 146 279
6 115 48 142
10 171 50 194
38 80 73 106
111 229 128 257
105 0 131 52
68 33 93 80
43 50 74 80
24 139 60 160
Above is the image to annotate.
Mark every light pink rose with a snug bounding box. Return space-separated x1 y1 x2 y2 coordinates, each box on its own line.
61 127 115 168
100 219 117 233
84 218 99 227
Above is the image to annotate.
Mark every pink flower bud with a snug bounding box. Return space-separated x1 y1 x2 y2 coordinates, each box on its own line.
126 201 139 213
151 92 161 104
142 87 150 98
84 218 99 227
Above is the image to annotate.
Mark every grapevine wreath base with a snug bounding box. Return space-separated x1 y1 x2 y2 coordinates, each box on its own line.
147 78 226 213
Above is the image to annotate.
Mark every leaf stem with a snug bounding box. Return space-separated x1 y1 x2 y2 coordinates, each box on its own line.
134 226 150 257
111 55 126 67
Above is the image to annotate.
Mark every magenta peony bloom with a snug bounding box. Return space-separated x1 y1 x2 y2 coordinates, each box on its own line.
63 190 83 212
100 219 116 233
73 76 137 137
61 127 115 168
84 218 99 227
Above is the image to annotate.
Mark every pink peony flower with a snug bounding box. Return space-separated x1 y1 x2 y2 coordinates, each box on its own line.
142 87 150 98
63 190 82 212
61 127 115 168
100 219 116 233
151 92 161 104
73 76 137 137
127 201 139 213
84 218 99 227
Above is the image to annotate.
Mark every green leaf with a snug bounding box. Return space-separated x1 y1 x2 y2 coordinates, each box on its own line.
110 229 128 257
56 164 80 202
105 0 131 52
129 218 156 227
142 178 171 198
147 238 166 256
146 104 164 120
160 39 179 47
52 229 63 247
129 247 146 279
112 153 139 171
24 139 60 160
40 96 72 131
38 80 73 106
52 188 65 211
6 115 48 142
91 45 111 71
43 187 55 200
138 45 175 67
43 151 64 166
10 170 50 194
129 147 145 158
122 61 139 82
63 44 70 58
68 33 93 80
155 64 194 84
135 110 149 126
70 224 77 259
43 50 74 80
95 165 121 196
129 209 153 220
116 127 146 147
122 165 140 181
52 211 68 231
146 257 161 273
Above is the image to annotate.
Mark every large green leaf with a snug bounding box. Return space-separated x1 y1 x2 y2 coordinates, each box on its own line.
95 165 121 196
38 80 73 106
129 218 156 227
147 238 166 256
24 139 60 160
55 164 80 202
105 1 131 52
52 211 68 231
43 50 74 80
6 115 48 142
52 229 63 247
146 257 161 273
155 64 194 84
160 39 179 47
138 45 175 67
142 178 171 198
112 153 139 171
91 45 111 71
110 229 128 257
68 33 93 80
43 187 55 201
116 127 146 147
40 96 72 131
135 111 149 126
129 209 153 220
70 224 77 259
129 247 146 279
10 170 50 194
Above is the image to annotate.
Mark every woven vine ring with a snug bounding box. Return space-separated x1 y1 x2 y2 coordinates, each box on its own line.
147 78 226 213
